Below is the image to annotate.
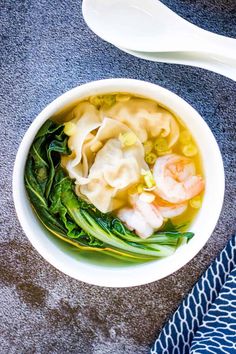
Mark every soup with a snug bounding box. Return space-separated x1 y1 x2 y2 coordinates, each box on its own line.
24 93 205 262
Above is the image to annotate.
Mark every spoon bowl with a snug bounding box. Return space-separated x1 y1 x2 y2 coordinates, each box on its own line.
82 0 236 57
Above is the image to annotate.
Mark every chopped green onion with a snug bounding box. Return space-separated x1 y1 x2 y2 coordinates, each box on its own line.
182 143 198 157
145 152 157 165
89 96 103 107
64 122 77 136
179 130 192 144
116 94 131 102
190 195 202 208
103 95 116 107
154 137 168 153
157 149 172 156
141 169 156 189
119 132 137 147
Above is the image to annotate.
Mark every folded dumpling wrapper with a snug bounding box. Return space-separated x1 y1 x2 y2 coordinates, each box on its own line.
61 102 102 182
104 98 179 147
64 112 148 212
80 138 146 212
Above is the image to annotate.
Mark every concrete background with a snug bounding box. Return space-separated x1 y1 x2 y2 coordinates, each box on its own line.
1 0 235 353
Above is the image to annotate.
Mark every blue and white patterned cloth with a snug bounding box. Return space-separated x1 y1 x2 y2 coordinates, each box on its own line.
151 235 236 354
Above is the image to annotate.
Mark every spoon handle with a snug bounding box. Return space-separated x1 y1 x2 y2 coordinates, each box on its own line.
191 28 236 61
169 52 236 81
121 48 236 81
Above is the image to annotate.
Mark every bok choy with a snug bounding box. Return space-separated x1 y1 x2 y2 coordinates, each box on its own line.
24 120 194 262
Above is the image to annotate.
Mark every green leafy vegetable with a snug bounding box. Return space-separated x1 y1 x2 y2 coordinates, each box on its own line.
24 119 194 262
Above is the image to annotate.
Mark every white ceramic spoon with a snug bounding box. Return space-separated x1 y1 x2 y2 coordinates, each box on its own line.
82 0 236 58
119 48 236 81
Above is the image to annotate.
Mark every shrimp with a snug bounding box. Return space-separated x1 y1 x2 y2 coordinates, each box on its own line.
117 194 164 238
118 208 153 239
153 196 188 218
158 203 187 218
134 197 164 229
153 154 204 204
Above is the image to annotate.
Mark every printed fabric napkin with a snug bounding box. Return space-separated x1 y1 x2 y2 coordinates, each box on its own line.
151 235 236 354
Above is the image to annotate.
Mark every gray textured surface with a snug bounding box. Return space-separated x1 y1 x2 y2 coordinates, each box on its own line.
1 0 236 353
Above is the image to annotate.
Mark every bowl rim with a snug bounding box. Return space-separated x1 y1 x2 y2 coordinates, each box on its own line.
12 78 225 287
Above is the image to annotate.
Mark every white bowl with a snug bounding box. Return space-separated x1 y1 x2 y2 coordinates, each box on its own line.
13 79 225 287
